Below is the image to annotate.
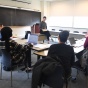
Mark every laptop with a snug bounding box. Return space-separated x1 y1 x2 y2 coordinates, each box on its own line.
27 34 38 45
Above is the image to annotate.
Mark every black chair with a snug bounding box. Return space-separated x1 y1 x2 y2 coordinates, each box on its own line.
52 29 55 31
72 61 88 87
25 31 31 39
83 32 87 34
43 66 71 88
69 37 76 45
0 48 30 87
73 31 79 33
59 29 63 32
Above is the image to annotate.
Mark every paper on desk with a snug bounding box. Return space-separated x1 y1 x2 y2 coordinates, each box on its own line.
44 51 48 56
34 44 51 49
74 46 84 53
42 29 47 31
74 38 86 47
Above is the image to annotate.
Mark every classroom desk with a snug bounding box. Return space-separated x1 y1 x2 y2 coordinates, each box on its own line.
50 31 85 39
32 44 51 51
34 38 85 60
34 46 84 60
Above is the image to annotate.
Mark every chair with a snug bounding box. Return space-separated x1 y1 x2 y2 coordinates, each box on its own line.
59 29 63 32
0 47 31 87
43 66 71 88
52 29 55 31
83 32 87 34
72 61 88 88
73 31 79 33
25 31 31 39
69 37 76 45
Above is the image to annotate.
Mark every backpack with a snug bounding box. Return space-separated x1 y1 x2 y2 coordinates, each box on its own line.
80 49 88 69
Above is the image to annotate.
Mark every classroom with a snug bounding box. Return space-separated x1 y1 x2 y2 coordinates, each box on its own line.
0 0 88 88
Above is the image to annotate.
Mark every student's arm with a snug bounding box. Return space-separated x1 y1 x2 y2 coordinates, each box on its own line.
84 37 88 49
71 47 75 66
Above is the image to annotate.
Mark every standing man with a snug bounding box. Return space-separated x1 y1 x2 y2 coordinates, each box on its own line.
40 16 51 43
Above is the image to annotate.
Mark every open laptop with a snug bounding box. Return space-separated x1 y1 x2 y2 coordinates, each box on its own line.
27 34 38 45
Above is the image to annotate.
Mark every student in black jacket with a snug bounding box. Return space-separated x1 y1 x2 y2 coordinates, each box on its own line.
48 30 75 77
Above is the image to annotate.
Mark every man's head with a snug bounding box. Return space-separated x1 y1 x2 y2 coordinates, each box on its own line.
58 30 69 43
43 16 46 22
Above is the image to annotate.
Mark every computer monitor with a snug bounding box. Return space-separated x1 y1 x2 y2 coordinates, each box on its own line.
27 34 38 45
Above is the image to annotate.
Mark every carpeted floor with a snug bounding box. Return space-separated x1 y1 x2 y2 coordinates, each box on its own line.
0 54 87 88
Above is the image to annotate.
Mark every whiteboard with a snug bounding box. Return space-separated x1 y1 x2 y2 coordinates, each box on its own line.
47 16 73 27
73 16 88 28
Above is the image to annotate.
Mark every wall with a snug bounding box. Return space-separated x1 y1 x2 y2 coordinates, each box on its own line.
50 0 88 16
47 0 88 32
10 26 31 37
0 0 41 11
0 0 41 37
40 1 50 20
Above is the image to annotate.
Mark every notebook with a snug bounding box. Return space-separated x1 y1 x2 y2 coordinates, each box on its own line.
27 34 38 45
42 29 47 31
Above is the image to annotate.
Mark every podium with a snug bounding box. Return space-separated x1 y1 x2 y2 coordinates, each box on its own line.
31 23 40 33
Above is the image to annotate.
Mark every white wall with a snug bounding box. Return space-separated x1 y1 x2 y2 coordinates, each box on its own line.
0 0 41 11
47 0 88 32
50 0 88 16
9 26 31 37
40 1 50 20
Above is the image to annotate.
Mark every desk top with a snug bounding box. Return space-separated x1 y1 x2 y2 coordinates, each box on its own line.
34 45 84 57
34 50 48 57
32 44 51 51
34 38 85 56
12 38 27 45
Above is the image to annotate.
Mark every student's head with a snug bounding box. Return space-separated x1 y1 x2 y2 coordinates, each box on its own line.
43 16 46 22
1 26 12 40
58 30 69 43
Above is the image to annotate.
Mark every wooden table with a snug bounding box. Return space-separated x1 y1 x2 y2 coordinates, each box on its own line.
33 38 85 60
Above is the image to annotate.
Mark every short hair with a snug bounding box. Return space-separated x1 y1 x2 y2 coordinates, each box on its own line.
43 16 46 19
59 30 69 43
1 27 12 40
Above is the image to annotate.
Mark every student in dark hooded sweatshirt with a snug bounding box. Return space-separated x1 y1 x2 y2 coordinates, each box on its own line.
48 30 75 77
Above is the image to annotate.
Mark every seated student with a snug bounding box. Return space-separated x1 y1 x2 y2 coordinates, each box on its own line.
48 31 75 77
40 16 51 43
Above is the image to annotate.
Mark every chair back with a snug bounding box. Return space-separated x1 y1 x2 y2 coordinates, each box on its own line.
69 37 76 45
43 66 64 88
73 31 79 33
25 31 31 39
